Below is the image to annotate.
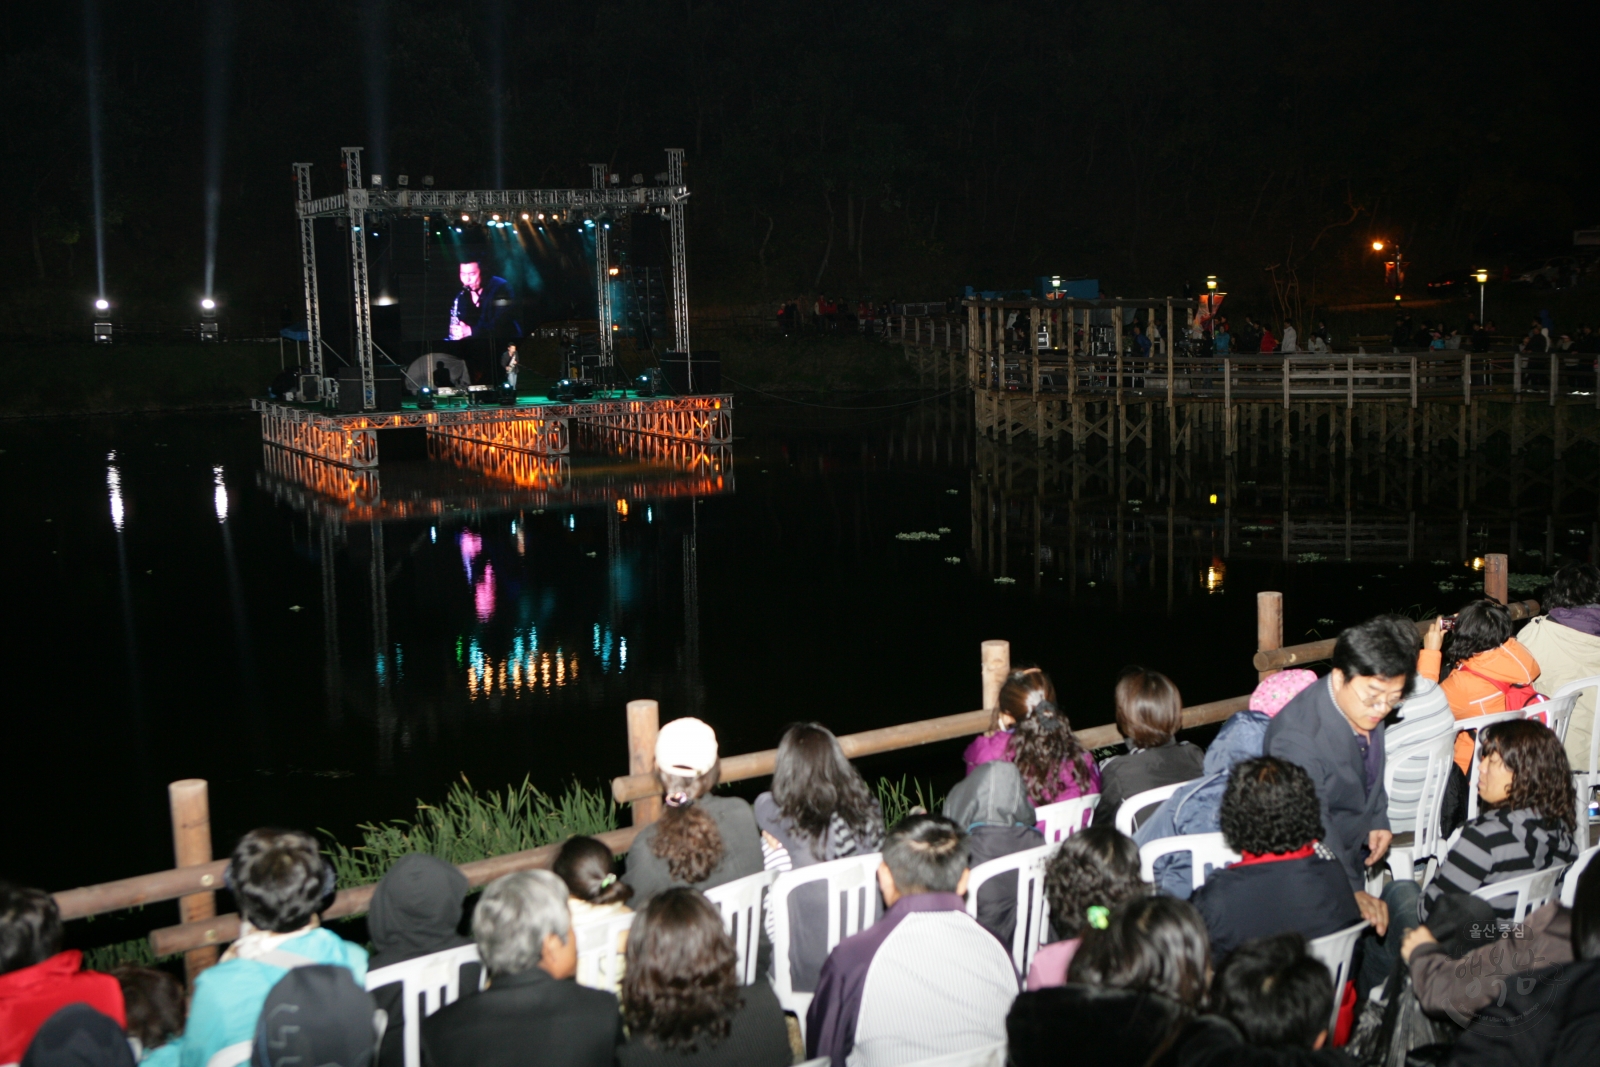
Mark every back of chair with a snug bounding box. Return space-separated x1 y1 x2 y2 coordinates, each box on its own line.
1530 692 1580 746
1561 844 1599 908
1553 675 1600 752
1138 832 1241 890
1115 781 1193 836
702 869 777 986
1470 863 1568 923
770 852 883 1040
1036 794 1100 843
964 842 1054 975
1306 921 1368 1037
897 1040 1008 1067
365 943 487 1067
1382 729 1459 883
573 911 636 995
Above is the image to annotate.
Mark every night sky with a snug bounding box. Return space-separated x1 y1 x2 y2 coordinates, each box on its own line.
4 1 1597 322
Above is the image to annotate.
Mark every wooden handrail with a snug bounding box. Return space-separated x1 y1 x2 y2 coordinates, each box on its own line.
1251 598 1541 673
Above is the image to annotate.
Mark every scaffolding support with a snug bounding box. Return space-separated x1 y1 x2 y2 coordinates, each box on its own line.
341 147 376 411
293 163 325 401
667 149 690 355
591 163 615 370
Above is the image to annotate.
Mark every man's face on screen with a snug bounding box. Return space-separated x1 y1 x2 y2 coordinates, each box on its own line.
459 262 482 292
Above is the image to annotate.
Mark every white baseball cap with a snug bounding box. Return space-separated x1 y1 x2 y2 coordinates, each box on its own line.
655 717 719 777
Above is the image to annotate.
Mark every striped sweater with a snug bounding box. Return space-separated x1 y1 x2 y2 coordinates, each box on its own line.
1421 806 1576 921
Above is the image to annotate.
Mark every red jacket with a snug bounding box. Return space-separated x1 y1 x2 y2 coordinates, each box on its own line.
0 951 125 1064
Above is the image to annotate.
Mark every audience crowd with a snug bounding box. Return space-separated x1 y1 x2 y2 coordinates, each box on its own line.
8 574 1600 1067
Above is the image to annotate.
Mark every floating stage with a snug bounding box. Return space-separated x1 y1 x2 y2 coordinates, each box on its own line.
253 392 734 469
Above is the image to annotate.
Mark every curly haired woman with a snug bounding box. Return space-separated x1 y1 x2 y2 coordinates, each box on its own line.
963 667 1101 806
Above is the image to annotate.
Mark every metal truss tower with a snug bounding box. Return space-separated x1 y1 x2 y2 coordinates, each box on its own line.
293 163 325 400
341 147 377 410
667 149 690 355
591 163 614 369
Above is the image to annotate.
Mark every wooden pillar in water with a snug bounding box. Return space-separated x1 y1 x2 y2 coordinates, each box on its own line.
1483 553 1508 604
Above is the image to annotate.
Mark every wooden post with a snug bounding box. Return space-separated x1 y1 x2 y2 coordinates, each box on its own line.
1113 304 1126 451
1550 353 1558 406
1166 298 1176 454
981 640 1011 712
626 699 662 826
1484 553 1508 605
168 779 219 982
1257 592 1283 680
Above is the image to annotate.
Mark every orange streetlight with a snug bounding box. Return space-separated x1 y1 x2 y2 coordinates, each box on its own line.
1372 240 1385 252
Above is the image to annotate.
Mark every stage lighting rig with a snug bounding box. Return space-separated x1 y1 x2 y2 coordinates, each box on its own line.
199 296 219 342
398 174 410 186
423 175 434 187
92 296 113 343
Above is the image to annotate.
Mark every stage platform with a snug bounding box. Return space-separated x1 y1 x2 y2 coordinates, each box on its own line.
253 391 733 469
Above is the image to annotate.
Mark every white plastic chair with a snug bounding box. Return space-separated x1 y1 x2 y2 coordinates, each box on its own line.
770 852 883 1040
1381 730 1457 884
1036 794 1100 842
1307 921 1368 1037
702 869 777 986
1551 675 1600 745
964 842 1053 975
572 910 636 995
1554 675 1600 851
1470 863 1569 923
365 942 487 1067
1530 691 1580 745
1115 780 1194 836
1560 844 1599 907
897 1040 1008 1067
1138 832 1242 890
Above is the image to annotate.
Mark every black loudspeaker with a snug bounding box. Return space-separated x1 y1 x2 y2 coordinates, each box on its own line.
375 365 404 412
660 351 721 394
337 366 363 412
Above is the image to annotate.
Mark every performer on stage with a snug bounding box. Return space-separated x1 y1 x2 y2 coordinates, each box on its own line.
446 261 516 340
499 343 519 391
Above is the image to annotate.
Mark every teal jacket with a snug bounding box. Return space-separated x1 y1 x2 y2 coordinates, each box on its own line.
151 928 367 1067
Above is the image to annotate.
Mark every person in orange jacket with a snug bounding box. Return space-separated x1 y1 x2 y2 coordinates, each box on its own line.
1416 599 1541 772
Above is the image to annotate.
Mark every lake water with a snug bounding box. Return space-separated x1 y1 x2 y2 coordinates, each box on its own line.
2 398 1590 910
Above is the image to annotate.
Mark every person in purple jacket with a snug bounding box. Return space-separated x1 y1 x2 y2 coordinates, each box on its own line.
963 667 1101 806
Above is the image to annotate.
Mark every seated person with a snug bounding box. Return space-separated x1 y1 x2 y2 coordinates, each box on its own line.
1007 897 1209 1067
1136 670 1316 899
1191 757 1364 964
618 888 791 1066
806 816 1018 1067
19 1004 133 1067
250 967 384 1067
964 668 1100 804
1178 933 1351 1066
1403 895 1574 1020
1517 562 1600 772
942 760 1044 948
553 835 633 993
366 853 475 1067
111 965 185 1063
1026 827 1145 990
0 883 124 1065
1379 674 1455 839
624 717 763 906
1091 667 1204 831
1417 599 1542 773
172 829 367 1067
422 870 620 1067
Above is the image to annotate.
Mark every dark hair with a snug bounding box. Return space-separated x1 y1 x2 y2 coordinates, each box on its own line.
1070 896 1211 1012
1442 599 1513 674
1331 615 1419 696
1547 562 1600 611
650 765 725 885
0 882 62 974
113 965 186 1050
771 723 880 847
1211 933 1333 1049
227 828 335 933
1114 668 1183 749
1572 858 1600 961
553 836 633 907
882 815 969 895
1479 720 1576 830
1219 757 1325 856
1043 827 1145 939
621 888 740 1052
1001 670 1093 803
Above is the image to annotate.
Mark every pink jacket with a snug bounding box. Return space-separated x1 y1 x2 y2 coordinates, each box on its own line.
962 732 1101 803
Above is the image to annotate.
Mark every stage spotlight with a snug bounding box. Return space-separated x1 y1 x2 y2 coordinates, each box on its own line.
423 175 434 186
371 173 383 187
492 214 501 222
398 174 410 186
608 266 620 276
631 173 644 184
536 212 545 220
461 213 470 222
201 297 216 310
521 212 530 220
417 386 435 409
94 298 110 311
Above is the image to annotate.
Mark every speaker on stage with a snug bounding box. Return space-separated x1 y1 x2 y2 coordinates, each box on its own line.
337 366 364 412
375 365 404 412
660 351 720 394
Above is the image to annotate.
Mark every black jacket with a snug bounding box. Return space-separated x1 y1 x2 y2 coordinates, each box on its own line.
421 966 621 1067
1091 740 1206 831
943 761 1045 949
1264 678 1389 892
367 855 478 1067
1445 957 1600 1067
617 979 792 1067
1008 985 1190 1067
1190 852 1363 964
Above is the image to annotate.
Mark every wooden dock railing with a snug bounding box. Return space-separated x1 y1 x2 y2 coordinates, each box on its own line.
51 553 1525 967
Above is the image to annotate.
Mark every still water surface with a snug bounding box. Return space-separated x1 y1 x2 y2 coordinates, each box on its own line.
2 400 1590 898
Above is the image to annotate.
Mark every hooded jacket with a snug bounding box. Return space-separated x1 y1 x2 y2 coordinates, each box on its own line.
0 954 126 1067
366 854 476 1067
942 761 1044 949
1417 639 1541 772
1134 710 1271 898
1518 610 1600 774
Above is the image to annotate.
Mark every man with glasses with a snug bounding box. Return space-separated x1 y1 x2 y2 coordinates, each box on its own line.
1265 615 1419 945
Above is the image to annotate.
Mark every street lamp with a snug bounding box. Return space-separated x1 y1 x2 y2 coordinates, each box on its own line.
1372 240 1402 296
1475 269 1489 325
